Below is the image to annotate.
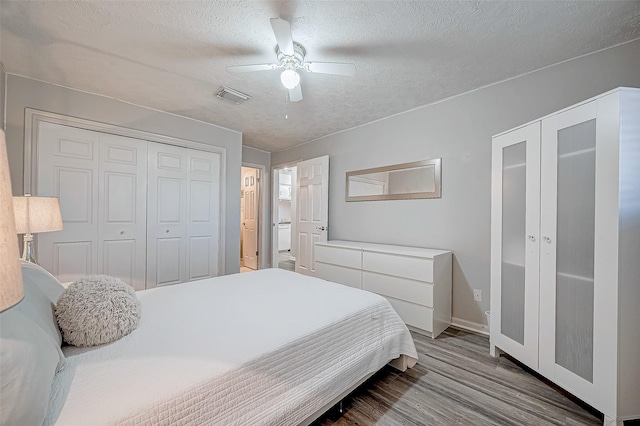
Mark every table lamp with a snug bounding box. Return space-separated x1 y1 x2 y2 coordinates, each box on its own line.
13 194 63 264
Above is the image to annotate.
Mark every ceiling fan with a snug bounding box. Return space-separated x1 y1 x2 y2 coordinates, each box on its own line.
226 18 356 102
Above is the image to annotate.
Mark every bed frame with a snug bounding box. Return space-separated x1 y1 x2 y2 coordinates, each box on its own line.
299 354 413 425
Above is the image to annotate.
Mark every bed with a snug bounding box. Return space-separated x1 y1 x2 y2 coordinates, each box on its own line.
0 262 418 426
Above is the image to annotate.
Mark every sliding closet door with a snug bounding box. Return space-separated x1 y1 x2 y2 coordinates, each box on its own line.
186 149 221 280
147 144 222 286
147 143 187 287
37 123 148 288
37 122 100 282
98 134 148 290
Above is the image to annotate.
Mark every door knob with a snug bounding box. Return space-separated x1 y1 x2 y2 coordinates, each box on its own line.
543 236 552 243
316 226 327 231
527 235 536 242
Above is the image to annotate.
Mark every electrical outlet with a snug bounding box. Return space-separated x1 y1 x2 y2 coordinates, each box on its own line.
473 289 482 302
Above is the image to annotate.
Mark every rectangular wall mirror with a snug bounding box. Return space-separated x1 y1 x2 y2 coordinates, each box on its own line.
346 158 441 201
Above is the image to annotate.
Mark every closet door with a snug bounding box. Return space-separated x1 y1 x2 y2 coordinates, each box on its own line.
539 101 600 404
98 134 148 290
186 149 221 280
147 143 187 287
37 122 100 282
490 122 541 370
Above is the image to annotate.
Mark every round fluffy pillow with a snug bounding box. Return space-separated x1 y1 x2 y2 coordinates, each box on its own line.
55 276 141 347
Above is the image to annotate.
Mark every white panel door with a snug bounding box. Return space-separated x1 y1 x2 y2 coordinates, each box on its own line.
36 122 100 283
147 143 187 287
295 156 329 276
98 134 148 290
186 149 221 280
490 122 541 370
242 167 258 270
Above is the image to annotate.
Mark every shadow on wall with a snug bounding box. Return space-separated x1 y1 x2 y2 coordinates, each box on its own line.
452 254 487 327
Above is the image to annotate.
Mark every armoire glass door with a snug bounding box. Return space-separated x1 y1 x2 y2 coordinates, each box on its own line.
539 100 598 398
490 122 540 370
554 119 596 382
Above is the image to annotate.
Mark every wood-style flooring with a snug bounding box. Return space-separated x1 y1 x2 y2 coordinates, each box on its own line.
313 328 604 426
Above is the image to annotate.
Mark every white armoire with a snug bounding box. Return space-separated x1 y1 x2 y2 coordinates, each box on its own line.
490 87 640 425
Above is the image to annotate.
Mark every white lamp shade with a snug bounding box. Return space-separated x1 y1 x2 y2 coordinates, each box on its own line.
0 129 24 312
13 196 63 234
280 69 300 89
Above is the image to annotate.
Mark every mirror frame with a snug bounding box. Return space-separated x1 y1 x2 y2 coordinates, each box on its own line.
345 158 442 202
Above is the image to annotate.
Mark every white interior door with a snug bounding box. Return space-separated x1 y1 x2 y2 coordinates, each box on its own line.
242 167 258 269
295 156 329 276
490 122 541 370
186 149 221 280
36 122 100 283
147 143 187 287
98 134 148 290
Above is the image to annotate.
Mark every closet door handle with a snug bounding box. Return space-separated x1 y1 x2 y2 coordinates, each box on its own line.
543 236 552 244
527 235 536 242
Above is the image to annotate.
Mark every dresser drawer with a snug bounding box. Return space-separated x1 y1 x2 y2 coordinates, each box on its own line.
315 244 362 269
315 262 361 289
384 297 433 332
362 271 433 307
362 251 433 282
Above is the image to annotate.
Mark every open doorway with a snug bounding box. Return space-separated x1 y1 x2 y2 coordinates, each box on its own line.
240 166 260 273
272 165 297 272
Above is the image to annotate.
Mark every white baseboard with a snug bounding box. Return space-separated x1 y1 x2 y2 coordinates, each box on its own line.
451 317 489 336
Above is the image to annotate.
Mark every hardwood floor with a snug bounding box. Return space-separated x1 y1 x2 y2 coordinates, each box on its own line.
313 328 603 426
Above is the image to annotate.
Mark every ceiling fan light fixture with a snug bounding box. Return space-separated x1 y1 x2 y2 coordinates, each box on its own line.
280 69 300 89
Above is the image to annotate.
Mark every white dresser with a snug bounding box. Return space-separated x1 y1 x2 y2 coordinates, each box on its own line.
315 240 452 338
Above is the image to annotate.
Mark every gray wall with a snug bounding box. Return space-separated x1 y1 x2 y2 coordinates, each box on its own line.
242 145 272 268
5 74 243 274
272 39 640 327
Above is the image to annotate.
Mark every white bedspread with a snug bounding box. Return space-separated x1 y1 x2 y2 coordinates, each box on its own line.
45 268 417 425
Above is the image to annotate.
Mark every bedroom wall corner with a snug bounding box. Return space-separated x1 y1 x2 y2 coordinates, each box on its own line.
271 39 640 328
242 145 272 269
4 74 243 274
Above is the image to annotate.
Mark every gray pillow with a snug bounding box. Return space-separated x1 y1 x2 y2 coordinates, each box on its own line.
56 275 141 347
0 262 66 426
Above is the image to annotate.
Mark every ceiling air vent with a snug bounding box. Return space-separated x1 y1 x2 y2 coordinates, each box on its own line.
216 86 251 104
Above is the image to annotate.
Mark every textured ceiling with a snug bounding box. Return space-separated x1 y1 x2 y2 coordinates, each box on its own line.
1 1 639 152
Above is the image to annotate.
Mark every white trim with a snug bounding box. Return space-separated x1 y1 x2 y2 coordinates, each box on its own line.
271 160 301 268
24 108 228 275
451 317 489 336
242 162 269 269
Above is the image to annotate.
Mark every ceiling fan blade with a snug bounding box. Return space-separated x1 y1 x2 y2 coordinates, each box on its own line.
226 63 279 73
270 18 294 56
288 84 303 102
305 62 356 77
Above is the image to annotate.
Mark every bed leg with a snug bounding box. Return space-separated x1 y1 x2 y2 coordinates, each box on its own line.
389 355 409 371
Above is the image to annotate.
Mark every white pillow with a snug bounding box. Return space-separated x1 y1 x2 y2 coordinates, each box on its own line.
0 262 66 426
56 275 141 347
